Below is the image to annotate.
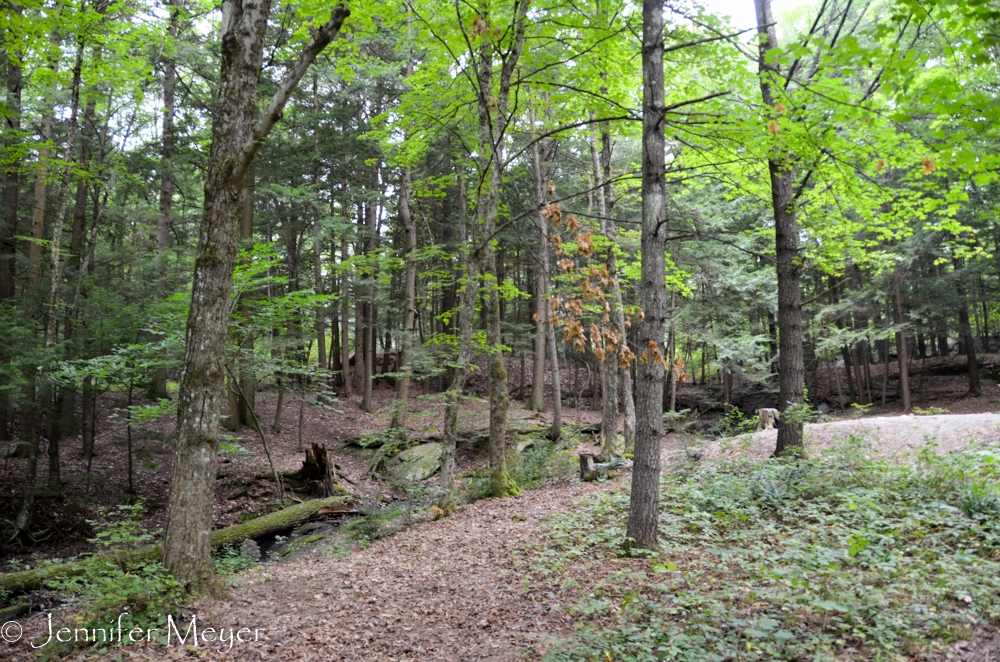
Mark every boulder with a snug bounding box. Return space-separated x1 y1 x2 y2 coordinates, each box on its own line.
389 442 443 482
239 538 261 562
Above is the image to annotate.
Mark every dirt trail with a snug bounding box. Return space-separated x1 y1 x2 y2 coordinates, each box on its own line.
71 481 615 662
708 412 1000 461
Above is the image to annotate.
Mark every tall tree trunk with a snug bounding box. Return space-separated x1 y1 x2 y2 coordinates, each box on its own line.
156 0 177 271
29 54 56 295
602 130 635 451
954 259 981 395
590 120 618 457
236 163 257 429
439 176 477 514
340 230 352 393
668 289 677 412
472 0 529 498
0 2 22 302
530 105 561 440
529 122 549 414
391 162 416 430
162 0 350 590
626 0 668 552
892 272 911 411
755 0 805 456
360 197 377 413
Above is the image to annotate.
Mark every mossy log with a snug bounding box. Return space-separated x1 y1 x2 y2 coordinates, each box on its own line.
0 495 354 594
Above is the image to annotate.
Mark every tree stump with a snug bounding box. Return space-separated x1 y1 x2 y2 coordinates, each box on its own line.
579 453 598 481
283 443 340 497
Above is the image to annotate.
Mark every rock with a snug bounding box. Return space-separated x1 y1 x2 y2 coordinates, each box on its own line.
515 438 535 454
292 521 325 536
817 402 831 415
389 443 443 482
239 538 261 562
277 533 327 558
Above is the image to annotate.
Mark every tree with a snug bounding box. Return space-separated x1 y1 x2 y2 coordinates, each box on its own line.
625 0 668 552
162 0 350 591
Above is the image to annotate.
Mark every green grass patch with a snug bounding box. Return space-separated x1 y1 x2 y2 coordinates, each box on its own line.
521 435 1000 661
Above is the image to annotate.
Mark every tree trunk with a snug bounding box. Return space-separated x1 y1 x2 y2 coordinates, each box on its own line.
755 0 805 456
626 0 667 552
0 5 22 301
156 0 177 271
29 48 57 295
590 120 618 457
472 0 529 498
313 215 327 370
439 175 477 514
340 231 352 393
162 0 350 590
529 105 561 440
391 161 416 431
603 131 635 451
893 272 911 411
954 259 981 395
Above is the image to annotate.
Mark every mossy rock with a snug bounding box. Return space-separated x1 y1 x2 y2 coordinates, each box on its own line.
388 442 443 482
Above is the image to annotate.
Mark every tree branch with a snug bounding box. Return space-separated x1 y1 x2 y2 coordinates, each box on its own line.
234 5 351 183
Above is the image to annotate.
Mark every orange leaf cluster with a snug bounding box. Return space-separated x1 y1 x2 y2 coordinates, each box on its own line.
669 357 690 383
639 340 671 372
565 214 580 231
922 156 936 174
557 257 575 274
470 16 488 35
588 264 612 289
566 298 583 316
546 180 556 196
549 295 560 311
619 345 636 371
580 277 603 301
591 322 606 361
542 202 563 226
576 231 595 257
562 316 586 352
766 121 779 135
552 234 563 257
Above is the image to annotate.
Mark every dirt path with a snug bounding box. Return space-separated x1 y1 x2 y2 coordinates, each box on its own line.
72 481 616 662
707 412 1000 461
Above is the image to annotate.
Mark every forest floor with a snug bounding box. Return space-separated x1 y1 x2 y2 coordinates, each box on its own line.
2 352 1000 660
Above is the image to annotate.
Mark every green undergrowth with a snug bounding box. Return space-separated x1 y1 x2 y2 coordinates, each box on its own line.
520 435 1000 661
466 436 578 501
29 502 263 660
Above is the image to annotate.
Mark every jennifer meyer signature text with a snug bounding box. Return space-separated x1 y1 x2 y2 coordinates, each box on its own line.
2 612 266 653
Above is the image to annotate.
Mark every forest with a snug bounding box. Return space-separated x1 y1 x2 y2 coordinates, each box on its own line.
1 0 999 659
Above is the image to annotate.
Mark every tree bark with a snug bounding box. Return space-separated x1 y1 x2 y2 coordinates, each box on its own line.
954 258 982 395
754 0 805 456
162 0 349 591
439 174 477 514
340 230 352 393
0 2 22 301
391 162 416 431
156 0 177 271
602 130 635 450
530 104 561 440
892 272 911 411
626 0 668 552
472 0 529 498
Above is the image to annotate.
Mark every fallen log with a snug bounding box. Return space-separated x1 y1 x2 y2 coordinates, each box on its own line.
0 494 355 594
